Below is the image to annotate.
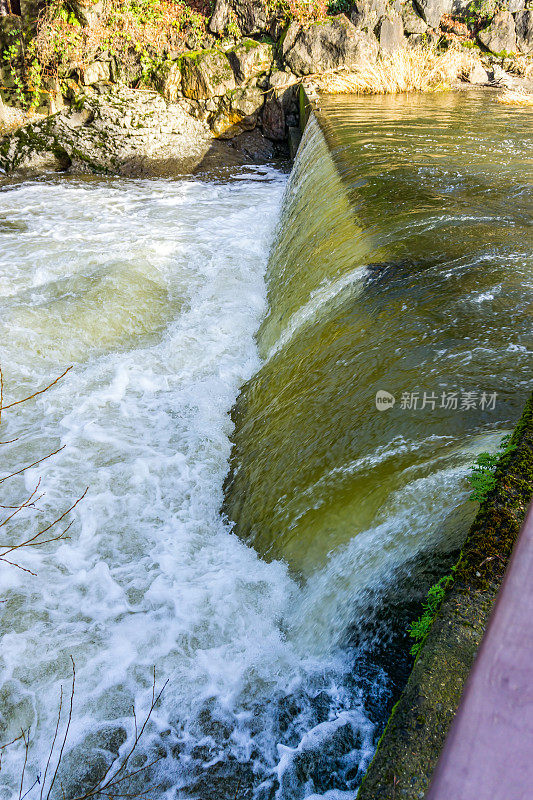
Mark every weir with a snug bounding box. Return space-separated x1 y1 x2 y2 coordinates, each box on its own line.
224 89 533 795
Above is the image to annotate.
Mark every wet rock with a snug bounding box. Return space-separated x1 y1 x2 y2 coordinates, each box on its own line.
477 9 517 54
153 60 182 101
378 14 405 54
262 94 285 140
227 38 273 83
515 9 533 54
181 49 236 100
80 61 111 86
282 14 379 76
414 0 452 29
0 86 213 177
211 83 264 137
402 1 428 35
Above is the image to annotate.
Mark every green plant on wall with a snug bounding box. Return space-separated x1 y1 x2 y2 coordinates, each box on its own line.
408 431 517 656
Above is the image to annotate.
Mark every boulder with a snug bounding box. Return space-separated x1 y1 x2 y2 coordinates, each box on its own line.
465 61 491 84
80 61 110 86
262 95 285 140
350 0 387 32
413 0 452 29
211 84 264 137
209 0 271 35
477 9 517 55
209 0 231 34
227 38 273 83
233 0 270 35
153 60 182 102
508 0 525 12
68 0 104 27
378 14 405 53
282 15 379 76
515 9 533 54
0 86 213 177
402 1 428 35
180 50 236 100
268 70 298 111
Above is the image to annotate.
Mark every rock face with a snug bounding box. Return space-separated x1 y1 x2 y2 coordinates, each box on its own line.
210 84 264 137
378 14 405 54
282 15 379 76
209 0 271 35
227 39 273 83
515 9 533 54
0 87 212 177
477 9 517 55
414 0 452 29
350 0 388 31
402 1 428 34
153 60 182 102
69 0 104 27
181 50 236 100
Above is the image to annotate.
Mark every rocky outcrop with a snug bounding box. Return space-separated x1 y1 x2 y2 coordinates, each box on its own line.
414 0 452 29
515 9 533 54
208 0 272 35
377 14 405 54
0 87 213 177
402 1 428 34
477 9 517 54
282 15 379 76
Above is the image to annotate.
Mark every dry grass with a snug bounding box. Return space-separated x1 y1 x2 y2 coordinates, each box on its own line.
497 88 533 106
313 46 479 95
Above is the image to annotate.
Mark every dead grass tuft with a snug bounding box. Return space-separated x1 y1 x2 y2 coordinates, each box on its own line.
313 46 479 95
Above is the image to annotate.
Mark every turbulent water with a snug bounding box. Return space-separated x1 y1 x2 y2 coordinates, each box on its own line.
1 91 532 800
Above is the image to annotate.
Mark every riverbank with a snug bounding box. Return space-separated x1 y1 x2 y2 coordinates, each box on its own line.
1 1 532 176
357 393 533 800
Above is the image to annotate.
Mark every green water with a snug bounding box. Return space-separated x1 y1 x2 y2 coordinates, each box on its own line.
224 91 532 583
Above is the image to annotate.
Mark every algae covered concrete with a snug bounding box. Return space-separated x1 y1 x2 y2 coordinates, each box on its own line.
357 393 533 800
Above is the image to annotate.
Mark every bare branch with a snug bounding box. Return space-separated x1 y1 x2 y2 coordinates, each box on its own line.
1 489 87 558
45 657 75 800
40 686 63 800
0 446 66 486
0 367 73 413
0 478 43 529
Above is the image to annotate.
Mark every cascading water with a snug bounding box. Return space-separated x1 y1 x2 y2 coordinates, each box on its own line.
0 90 532 800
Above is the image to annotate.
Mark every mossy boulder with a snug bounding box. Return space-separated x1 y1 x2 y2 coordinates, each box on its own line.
227 38 274 83
180 49 236 100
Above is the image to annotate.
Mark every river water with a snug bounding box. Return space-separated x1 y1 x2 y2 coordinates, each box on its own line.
0 91 532 800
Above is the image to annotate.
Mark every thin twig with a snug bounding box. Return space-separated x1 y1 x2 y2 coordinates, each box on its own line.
0 367 73 412
45 657 75 800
